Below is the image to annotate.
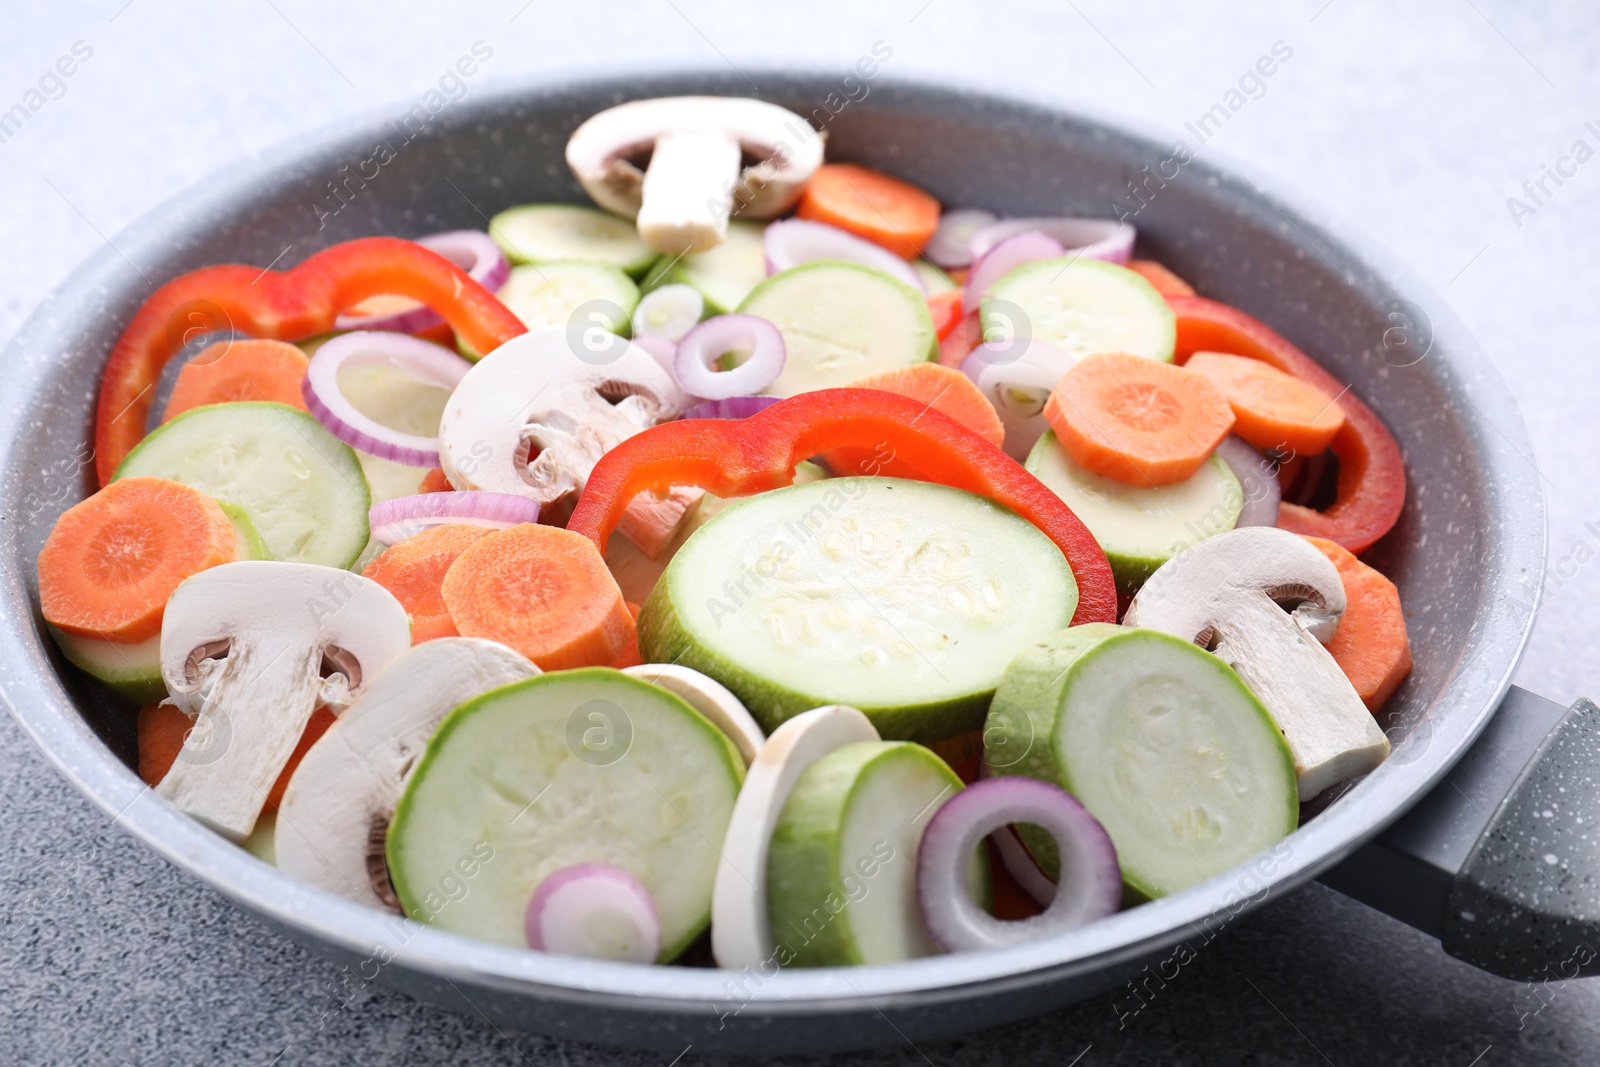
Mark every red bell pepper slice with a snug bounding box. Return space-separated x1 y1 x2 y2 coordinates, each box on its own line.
94 236 526 484
1166 295 1405 554
567 388 1118 626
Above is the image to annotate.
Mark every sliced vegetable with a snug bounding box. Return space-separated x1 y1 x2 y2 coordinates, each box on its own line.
680 396 781 421
156 561 410 840
938 310 983 368
766 740 964 965
38 476 238 642
844 362 1005 449
983 258 1175 363
914 260 958 296
1123 526 1391 798
968 217 1134 264
362 523 496 643
1214 435 1282 528
631 283 705 342
94 236 526 482
917 776 1120 951
739 261 938 396
796 162 941 259
1168 295 1405 553
303 331 472 467
674 314 786 399
642 219 767 314
139 702 336 814
367 492 539 547
51 627 164 703
488 203 657 275
962 336 1077 460
162 339 310 421
1126 259 1195 297
526 863 661 962
275 637 538 909
963 231 1065 311
418 468 452 493
335 230 511 332
1186 350 1346 456
386 668 744 959
1026 429 1241 595
622 663 765 765
926 289 964 340
1304 536 1413 712
762 218 925 292
638 477 1078 740
458 260 640 360
985 623 1297 898
632 334 678 377
440 523 633 669
115 401 371 569
1044 352 1235 487
990 821 1057 909
566 387 1118 627
925 208 998 268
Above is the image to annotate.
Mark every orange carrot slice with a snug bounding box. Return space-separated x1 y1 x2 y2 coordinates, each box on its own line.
927 290 964 341
440 524 633 669
1127 259 1196 297
162 339 310 422
1185 350 1345 455
138 703 335 812
1043 352 1235 487
362 523 496 644
610 602 644 669
1304 536 1412 712
797 163 941 259
847 363 1006 449
418 468 453 493
38 477 238 642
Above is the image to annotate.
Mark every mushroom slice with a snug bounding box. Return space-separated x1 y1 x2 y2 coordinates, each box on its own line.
711 704 879 968
566 96 825 255
157 561 411 841
275 637 539 909
438 326 697 556
1122 525 1390 800
623 663 765 765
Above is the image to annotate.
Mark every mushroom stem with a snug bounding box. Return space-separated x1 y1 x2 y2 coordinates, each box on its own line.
638 131 744 255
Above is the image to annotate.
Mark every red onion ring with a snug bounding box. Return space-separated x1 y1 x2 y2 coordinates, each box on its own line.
630 335 679 379
763 218 925 292
917 776 1121 952
674 314 786 400
964 231 1066 310
1214 435 1282 528
968 217 1135 266
334 230 510 333
992 824 1058 909
680 396 782 421
924 208 999 269
368 491 539 546
303 331 472 467
525 862 660 963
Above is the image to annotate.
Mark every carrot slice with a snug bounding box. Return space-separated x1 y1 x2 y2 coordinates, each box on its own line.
362 523 496 644
1303 536 1412 712
610 602 644 669
38 477 238 642
927 290 964 341
847 363 1006 449
1186 351 1346 455
1043 352 1235 486
796 163 941 259
137 703 335 812
418 468 454 493
1127 260 1196 297
162 339 309 422
440 524 633 669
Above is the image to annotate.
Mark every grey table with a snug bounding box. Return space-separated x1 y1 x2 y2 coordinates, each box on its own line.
3 1 1598 1063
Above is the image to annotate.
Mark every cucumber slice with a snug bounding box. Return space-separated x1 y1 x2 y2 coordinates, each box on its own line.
738 260 938 397
217 500 270 561
912 259 957 295
387 668 744 960
984 624 1296 900
766 740 966 966
114 402 370 569
638 477 1078 741
1026 430 1242 595
643 219 767 313
459 261 639 360
49 625 164 703
488 203 657 277
356 452 428 506
982 258 1175 363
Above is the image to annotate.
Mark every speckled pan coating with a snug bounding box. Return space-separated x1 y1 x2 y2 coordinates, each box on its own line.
0 68 1545 1053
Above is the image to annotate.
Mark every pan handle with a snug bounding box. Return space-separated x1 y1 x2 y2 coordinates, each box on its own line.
1319 686 1600 981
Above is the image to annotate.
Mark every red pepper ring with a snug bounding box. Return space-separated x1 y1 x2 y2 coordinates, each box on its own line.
93 236 527 484
1166 295 1406 555
567 388 1118 627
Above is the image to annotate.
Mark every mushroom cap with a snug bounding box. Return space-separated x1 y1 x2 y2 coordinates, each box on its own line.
565 95 824 221
623 663 765 765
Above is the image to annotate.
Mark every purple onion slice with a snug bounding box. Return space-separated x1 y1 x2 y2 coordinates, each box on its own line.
367 491 539 546
302 331 472 466
674 314 785 400
924 208 998 268
968 217 1135 266
525 862 660 963
763 218 925 292
1214 435 1282 528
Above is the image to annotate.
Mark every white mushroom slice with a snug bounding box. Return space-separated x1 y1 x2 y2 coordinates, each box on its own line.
623 663 764 765
438 326 697 555
157 561 411 841
1123 525 1390 800
711 705 879 968
275 637 539 910
566 96 825 254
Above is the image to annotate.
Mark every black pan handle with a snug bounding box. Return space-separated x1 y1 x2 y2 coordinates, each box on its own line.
1320 686 1600 981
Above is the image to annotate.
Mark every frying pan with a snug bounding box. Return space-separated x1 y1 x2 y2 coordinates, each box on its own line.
0 69 1583 1055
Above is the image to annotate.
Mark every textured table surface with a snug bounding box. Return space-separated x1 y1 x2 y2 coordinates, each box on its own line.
3 2 1599 1064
